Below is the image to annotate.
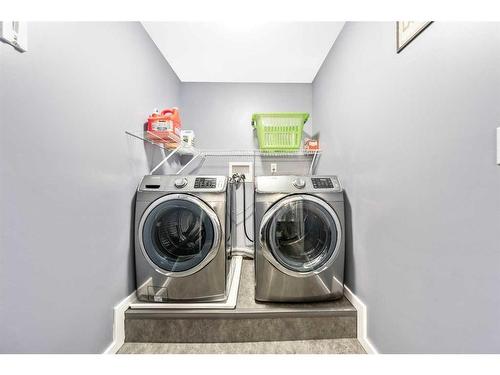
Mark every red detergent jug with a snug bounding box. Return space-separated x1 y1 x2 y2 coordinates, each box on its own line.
146 108 181 148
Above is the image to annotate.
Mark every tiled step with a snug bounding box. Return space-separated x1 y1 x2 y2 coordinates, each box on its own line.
124 259 357 343
118 338 365 354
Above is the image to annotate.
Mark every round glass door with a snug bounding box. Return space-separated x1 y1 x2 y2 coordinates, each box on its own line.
264 195 339 273
141 196 217 273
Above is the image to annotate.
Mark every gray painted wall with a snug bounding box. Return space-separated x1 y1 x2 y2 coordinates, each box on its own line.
313 22 500 353
0 22 180 353
6 21 497 355
180 83 313 252
181 83 313 150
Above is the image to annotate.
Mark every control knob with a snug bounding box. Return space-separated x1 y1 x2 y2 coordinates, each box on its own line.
293 178 306 189
174 178 188 188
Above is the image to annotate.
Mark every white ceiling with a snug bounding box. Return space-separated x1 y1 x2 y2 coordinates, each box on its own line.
142 22 344 83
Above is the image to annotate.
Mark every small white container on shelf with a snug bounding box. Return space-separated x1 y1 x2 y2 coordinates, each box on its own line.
181 130 195 147
178 130 196 155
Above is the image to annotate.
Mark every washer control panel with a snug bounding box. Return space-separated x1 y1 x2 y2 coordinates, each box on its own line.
194 177 217 189
139 175 227 192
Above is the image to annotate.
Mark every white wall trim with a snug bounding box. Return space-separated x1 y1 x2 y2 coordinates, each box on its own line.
103 290 138 354
343 285 378 354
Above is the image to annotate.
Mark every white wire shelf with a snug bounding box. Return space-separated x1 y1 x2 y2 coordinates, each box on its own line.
125 130 183 151
194 149 321 157
125 130 321 174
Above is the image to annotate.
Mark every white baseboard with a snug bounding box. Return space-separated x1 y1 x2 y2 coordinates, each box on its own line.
103 290 138 354
343 285 378 354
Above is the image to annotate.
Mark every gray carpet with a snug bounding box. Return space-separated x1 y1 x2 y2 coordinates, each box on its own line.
118 338 366 354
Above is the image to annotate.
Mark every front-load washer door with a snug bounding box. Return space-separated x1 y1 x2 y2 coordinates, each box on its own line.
260 194 341 276
139 194 221 277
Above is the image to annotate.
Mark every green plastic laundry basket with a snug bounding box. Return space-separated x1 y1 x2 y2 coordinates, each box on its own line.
252 112 309 152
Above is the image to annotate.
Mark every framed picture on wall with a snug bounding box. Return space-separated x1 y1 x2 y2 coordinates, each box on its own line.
396 21 432 53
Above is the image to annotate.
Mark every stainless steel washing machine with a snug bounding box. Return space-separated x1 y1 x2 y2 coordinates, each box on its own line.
134 175 230 302
254 175 345 302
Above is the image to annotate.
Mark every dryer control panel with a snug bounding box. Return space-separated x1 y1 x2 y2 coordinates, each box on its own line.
255 175 342 193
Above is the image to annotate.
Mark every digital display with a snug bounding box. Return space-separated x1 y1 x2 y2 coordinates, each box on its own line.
194 177 216 189
311 177 334 189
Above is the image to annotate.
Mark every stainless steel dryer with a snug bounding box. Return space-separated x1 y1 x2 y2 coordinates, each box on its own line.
134 175 229 302
254 175 345 302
